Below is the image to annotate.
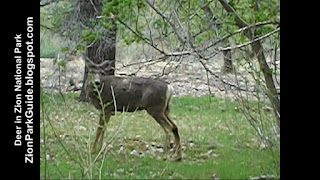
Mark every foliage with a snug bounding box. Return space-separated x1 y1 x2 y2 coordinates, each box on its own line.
40 1 75 57
40 0 280 178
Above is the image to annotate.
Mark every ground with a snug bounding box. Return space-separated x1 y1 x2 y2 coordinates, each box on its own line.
40 50 265 99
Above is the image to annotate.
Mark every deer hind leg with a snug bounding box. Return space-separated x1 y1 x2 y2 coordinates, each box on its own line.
146 108 172 156
147 107 182 161
92 111 111 153
164 108 182 161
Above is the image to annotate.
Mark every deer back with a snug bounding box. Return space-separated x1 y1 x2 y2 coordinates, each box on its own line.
89 76 170 112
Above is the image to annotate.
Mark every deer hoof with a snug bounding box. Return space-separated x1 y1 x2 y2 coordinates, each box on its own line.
174 156 182 162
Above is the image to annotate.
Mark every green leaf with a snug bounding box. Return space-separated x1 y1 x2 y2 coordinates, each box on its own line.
61 47 68 53
76 44 85 51
58 60 66 67
81 28 98 43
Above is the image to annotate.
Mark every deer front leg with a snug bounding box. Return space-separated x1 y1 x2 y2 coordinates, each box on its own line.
92 111 111 153
92 112 105 153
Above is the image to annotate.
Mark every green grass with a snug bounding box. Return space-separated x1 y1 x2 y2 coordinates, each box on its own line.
40 92 280 179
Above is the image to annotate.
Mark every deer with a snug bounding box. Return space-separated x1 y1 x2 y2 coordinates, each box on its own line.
84 57 182 161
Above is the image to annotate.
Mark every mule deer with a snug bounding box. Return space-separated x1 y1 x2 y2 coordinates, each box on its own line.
84 58 182 161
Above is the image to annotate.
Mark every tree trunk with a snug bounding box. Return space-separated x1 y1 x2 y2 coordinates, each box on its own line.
78 0 117 102
201 0 233 73
222 49 233 73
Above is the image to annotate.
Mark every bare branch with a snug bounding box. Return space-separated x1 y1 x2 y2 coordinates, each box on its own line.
219 28 280 51
198 21 280 53
115 14 194 58
189 0 214 20
115 15 167 55
40 24 54 31
198 58 254 93
120 56 167 68
145 0 185 44
218 0 248 28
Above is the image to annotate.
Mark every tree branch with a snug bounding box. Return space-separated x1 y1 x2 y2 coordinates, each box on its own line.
198 21 280 53
218 0 248 28
198 58 254 93
189 0 214 20
218 28 280 51
40 24 54 31
115 15 166 55
115 14 193 58
145 0 185 44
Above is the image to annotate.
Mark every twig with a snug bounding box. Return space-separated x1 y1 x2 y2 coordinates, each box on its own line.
89 0 99 14
159 162 169 178
115 16 166 55
40 24 54 31
82 84 123 178
218 0 249 28
145 0 185 44
198 58 254 93
120 56 167 68
189 0 214 20
206 70 213 97
40 92 47 179
218 28 280 51
198 21 280 53
155 55 184 78
117 16 192 57
44 100 83 169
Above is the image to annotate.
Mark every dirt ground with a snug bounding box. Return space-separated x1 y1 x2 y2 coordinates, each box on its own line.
40 53 273 99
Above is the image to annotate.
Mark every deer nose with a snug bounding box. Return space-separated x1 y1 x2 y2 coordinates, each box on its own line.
94 81 100 86
93 74 101 86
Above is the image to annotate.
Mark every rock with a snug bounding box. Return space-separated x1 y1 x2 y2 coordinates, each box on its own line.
46 154 51 161
249 175 275 180
156 147 164 153
130 150 138 156
189 143 195 148
117 168 124 173
208 142 219 150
